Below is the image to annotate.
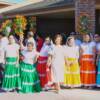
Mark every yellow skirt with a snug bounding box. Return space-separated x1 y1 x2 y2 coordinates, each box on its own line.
64 58 81 87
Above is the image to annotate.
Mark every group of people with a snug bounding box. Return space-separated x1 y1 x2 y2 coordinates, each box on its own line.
0 31 100 94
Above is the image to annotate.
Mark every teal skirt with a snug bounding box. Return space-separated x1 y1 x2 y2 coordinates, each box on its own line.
2 57 21 91
96 61 100 87
20 62 41 93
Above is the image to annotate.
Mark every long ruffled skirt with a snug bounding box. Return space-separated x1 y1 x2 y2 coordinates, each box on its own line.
2 57 21 91
20 62 41 93
37 56 52 89
64 58 81 87
80 55 96 87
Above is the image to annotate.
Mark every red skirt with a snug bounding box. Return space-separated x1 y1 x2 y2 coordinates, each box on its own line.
37 56 52 88
80 55 96 86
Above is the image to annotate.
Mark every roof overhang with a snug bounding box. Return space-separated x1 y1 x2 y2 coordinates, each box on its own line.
0 0 44 14
0 0 74 18
1 0 100 18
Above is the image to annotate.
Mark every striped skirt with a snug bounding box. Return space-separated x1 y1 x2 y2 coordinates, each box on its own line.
64 58 81 87
80 55 96 87
37 56 52 89
2 57 21 91
20 62 41 93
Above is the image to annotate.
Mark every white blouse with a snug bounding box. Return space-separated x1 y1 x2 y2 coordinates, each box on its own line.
21 50 39 65
5 43 19 57
40 43 53 57
81 42 96 55
64 45 79 59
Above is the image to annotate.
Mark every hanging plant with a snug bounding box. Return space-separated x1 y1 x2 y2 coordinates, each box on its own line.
28 16 36 31
78 14 90 34
0 19 12 36
13 15 27 36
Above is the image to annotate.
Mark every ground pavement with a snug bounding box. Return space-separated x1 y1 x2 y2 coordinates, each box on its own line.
0 89 100 100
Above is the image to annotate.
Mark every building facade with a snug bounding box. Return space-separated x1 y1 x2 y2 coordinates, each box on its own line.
0 0 100 35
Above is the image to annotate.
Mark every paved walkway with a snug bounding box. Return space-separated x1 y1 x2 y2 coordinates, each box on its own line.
0 89 100 100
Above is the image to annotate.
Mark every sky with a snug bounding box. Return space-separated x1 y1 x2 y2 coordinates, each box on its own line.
0 0 27 4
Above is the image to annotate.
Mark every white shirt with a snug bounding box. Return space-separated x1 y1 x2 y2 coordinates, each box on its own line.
22 50 39 65
64 45 79 59
5 43 19 57
81 42 95 55
40 43 53 57
0 46 5 63
0 37 9 48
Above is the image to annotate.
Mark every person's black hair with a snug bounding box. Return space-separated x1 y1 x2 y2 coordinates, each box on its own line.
45 35 51 40
82 33 91 42
0 32 6 37
8 34 14 38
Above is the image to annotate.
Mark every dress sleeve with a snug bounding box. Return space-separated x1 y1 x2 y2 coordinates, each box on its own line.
63 46 67 58
48 46 54 55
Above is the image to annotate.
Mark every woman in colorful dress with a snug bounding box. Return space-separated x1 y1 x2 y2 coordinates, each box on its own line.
96 37 100 87
64 36 81 88
80 34 96 89
47 34 65 93
2 35 21 91
37 36 53 91
19 39 41 93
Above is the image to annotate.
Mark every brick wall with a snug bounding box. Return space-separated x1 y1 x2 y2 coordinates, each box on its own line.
75 0 95 34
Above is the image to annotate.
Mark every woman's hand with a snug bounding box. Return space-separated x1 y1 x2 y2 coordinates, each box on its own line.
65 60 70 67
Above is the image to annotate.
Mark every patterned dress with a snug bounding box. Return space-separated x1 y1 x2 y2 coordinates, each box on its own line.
37 43 53 90
96 43 100 87
2 43 21 91
80 42 96 87
64 45 81 87
20 49 41 93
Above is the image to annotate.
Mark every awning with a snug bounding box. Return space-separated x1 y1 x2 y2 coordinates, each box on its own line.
0 0 74 17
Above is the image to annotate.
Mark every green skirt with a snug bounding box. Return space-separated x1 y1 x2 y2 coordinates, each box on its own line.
2 57 21 91
20 62 41 93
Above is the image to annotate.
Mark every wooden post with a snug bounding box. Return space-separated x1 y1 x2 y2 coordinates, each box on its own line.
75 0 95 34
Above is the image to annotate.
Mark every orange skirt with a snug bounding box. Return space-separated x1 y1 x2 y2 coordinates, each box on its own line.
80 55 96 86
37 56 52 88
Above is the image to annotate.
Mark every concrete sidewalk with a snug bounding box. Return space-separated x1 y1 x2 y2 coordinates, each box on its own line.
0 89 100 100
